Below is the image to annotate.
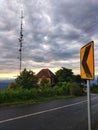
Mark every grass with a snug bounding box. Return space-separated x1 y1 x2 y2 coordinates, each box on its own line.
0 94 75 107
0 83 83 107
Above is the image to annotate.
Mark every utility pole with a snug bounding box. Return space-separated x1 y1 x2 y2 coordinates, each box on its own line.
18 10 24 73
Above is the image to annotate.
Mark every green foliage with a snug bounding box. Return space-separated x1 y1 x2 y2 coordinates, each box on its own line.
0 81 83 105
40 78 50 88
62 82 71 94
55 67 84 85
69 83 83 96
51 82 82 96
15 68 38 89
55 82 69 95
0 88 38 103
54 82 83 96
0 67 85 105
55 67 74 82
73 75 86 86
91 84 98 93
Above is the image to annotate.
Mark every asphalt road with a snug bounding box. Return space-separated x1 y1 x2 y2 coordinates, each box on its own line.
0 94 98 130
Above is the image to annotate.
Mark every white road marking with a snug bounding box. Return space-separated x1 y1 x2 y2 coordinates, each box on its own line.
0 97 98 124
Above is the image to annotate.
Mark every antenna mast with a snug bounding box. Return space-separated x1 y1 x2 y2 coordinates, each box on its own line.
18 10 24 73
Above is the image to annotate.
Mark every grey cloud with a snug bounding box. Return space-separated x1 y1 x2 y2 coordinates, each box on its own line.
0 0 97 76
50 0 98 37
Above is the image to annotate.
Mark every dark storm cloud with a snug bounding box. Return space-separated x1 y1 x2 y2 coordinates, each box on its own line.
0 0 98 76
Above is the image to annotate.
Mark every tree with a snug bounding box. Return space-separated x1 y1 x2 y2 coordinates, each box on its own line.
73 75 83 85
55 67 74 82
15 68 38 89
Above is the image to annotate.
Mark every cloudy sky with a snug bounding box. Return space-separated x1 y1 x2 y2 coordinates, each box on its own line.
0 0 98 79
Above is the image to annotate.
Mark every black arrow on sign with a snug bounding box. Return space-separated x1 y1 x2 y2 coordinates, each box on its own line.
82 44 92 78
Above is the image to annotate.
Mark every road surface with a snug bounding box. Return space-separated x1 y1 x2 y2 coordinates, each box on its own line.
0 94 98 130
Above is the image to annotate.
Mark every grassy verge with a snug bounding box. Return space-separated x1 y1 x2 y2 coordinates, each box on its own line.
0 84 83 107
0 94 75 107
0 89 75 106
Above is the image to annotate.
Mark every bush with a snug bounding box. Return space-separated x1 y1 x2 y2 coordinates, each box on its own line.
54 82 83 96
69 83 83 96
40 78 50 88
91 84 98 93
62 82 70 95
0 82 84 104
0 88 39 103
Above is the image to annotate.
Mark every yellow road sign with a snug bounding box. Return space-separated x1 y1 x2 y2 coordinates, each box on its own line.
80 41 94 80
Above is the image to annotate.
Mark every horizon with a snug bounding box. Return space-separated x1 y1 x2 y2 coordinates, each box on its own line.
0 66 81 80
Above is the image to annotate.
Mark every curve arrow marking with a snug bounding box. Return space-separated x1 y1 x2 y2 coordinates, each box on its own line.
82 45 92 77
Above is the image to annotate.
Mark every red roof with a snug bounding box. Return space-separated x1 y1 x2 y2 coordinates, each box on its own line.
36 69 55 78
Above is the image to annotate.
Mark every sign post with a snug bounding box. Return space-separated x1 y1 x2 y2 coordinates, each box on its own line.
80 41 94 130
87 80 91 130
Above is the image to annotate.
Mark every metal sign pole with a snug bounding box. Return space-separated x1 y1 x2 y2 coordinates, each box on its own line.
87 80 92 130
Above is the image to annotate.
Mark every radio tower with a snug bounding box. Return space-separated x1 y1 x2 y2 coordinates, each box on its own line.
18 10 24 73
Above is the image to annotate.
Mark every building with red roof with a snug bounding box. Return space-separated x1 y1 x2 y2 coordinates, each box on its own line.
36 69 55 86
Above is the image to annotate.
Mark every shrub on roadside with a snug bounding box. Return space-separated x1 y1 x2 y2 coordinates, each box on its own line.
69 83 83 96
91 84 98 93
40 78 50 89
54 82 83 96
0 88 39 103
0 82 83 104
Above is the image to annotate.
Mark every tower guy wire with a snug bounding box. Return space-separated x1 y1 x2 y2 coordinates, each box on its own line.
18 10 24 73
